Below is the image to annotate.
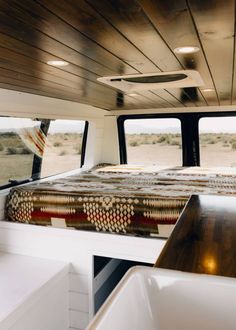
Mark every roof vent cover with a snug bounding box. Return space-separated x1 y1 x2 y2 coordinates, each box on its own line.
97 70 204 92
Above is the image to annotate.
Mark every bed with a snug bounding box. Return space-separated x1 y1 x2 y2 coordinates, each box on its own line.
5 164 236 238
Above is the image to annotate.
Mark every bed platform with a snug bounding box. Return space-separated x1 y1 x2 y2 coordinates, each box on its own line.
5 165 236 238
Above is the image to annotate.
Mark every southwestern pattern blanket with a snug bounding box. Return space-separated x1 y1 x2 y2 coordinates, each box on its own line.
5 165 236 238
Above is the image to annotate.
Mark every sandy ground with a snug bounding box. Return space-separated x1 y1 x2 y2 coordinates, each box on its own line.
200 144 236 167
1 142 236 186
127 144 182 166
41 154 81 177
127 143 236 167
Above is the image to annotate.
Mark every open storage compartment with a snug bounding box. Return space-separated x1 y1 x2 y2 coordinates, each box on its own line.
93 255 152 314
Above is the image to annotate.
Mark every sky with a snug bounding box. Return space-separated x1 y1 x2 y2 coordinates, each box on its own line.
125 117 236 134
1 116 236 134
0 118 85 134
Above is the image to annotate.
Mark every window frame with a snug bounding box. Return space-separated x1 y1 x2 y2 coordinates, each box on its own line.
0 118 89 190
118 111 236 167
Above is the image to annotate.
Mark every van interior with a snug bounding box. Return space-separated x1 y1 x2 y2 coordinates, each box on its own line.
0 1 236 330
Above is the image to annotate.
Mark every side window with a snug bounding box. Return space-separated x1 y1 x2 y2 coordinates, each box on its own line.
124 118 182 166
199 116 236 167
0 117 86 187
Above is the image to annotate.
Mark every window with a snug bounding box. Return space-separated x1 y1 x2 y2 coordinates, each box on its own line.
0 117 86 187
124 118 182 166
199 116 236 167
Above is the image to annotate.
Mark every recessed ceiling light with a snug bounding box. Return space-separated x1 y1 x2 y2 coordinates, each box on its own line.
202 88 214 92
128 93 138 96
47 60 69 67
174 46 200 54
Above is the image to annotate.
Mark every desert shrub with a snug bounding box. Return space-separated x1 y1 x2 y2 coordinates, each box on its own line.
74 145 82 154
169 140 180 146
18 147 32 154
232 142 236 150
0 132 16 138
157 136 166 143
129 140 140 147
165 135 171 145
5 147 18 155
53 141 62 147
208 138 217 144
59 150 67 156
5 147 32 155
142 137 152 145
0 143 4 151
223 143 230 147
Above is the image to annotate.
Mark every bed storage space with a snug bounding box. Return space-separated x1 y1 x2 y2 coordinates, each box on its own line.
93 255 152 314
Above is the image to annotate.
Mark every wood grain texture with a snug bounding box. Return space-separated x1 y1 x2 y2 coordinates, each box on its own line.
155 195 236 278
0 0 234 109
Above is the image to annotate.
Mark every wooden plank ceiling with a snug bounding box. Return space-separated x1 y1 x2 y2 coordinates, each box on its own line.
0 0 234 110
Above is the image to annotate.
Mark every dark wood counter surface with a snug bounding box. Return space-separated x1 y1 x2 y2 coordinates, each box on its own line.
155 195 236 278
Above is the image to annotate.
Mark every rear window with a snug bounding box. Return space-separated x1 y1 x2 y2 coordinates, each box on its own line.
0 117 86 187
199 116 236 167
124 118 182 166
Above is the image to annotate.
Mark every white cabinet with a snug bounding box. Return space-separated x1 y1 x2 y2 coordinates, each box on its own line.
0 252 69 330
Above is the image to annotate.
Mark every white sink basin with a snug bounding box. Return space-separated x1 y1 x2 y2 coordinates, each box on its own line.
87 266 236 330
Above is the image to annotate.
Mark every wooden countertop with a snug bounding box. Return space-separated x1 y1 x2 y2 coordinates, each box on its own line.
155 195 236 278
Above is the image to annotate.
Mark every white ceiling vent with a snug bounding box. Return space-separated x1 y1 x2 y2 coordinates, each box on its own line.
97 70 204 93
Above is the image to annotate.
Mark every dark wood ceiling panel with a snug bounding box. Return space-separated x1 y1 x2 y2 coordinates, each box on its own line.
1 0 150 74
38 0 179 71
0 0 233 110
34 0 186 108
0 0 177 109
0 32 111 85
188 0 235 105
0 48 123 109
0 14 115 77
138 0 218 106
0 46 98 90
86 0 179 72
152 91 183 108
84 0 202 106
36 0 159 72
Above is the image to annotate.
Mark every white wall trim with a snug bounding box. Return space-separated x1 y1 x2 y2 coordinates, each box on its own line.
0 88 108 120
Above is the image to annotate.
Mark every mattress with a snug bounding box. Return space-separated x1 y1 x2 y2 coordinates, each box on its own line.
5 165 236 238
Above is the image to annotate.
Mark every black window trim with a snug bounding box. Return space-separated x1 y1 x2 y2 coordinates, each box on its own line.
80 120 89 168
118 111 236 167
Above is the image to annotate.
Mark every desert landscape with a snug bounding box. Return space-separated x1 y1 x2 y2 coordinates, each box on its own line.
0 132 83 185
126 133 236 167
0 132 236 185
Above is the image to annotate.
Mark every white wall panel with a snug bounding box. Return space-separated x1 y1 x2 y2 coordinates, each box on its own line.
70 310 89 330
0 221 166 329
69 292 89 313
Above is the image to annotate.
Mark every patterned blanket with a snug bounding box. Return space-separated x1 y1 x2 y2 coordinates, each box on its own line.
5 165 236 238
